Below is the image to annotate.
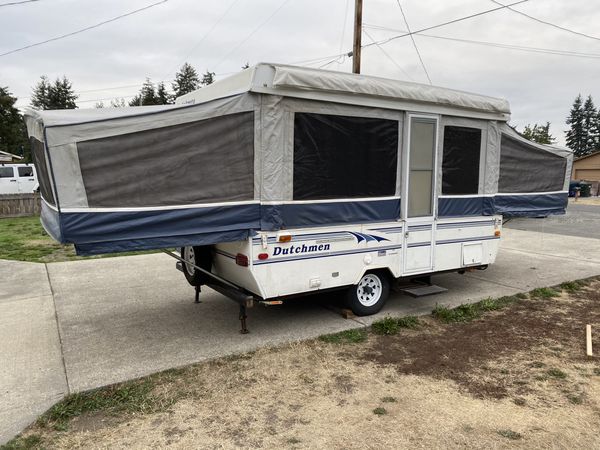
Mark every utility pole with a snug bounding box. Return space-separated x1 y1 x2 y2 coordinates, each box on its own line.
352 0 362 74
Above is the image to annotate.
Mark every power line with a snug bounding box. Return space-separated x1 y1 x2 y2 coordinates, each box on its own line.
212 0 292 71
299 1 530 73
424 34 600 59
364 23 600 59
364 0 529 49
0 0 170 58
395 0 431 84
362 29 414 80
490 0 600 42
0 0 40 7
162 0 242 81
319 54 347 69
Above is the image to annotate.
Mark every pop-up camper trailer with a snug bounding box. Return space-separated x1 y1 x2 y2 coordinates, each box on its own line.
24 63 572 329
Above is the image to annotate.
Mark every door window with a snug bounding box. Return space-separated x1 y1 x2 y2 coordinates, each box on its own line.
18 166 34 177
407 117 437 217
0 167 15 178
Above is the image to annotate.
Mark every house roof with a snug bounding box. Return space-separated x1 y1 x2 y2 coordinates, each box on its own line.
574 150 600 162
0 150 23 160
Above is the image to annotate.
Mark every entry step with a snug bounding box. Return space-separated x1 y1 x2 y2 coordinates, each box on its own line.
400 284 448 298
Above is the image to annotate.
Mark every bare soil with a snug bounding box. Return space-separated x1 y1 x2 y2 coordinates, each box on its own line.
12 281 600 449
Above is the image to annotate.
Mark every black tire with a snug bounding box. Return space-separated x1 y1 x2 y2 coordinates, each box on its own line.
346 271 390 316
180 246 212 286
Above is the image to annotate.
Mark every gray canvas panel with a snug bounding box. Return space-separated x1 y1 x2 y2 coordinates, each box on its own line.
77 111 255 207
498 134 567 193
260 95 286 202
30 137 56 206
24 114 44 142
48 143 88 208
484 121 500 195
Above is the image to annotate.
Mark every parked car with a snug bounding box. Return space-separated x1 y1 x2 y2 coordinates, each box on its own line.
0 164 39 194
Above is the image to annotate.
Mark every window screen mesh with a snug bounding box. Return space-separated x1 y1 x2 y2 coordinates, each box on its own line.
293 113 398 200
499 134 566 193
442 126 481 195
30 137 56 205
77 112 255 207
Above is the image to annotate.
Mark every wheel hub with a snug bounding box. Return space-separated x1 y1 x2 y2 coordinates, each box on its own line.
356 274 382 307
183 247 196 275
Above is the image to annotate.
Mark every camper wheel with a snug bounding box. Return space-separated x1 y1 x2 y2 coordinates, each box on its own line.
346 271 390 316
181 246 212 286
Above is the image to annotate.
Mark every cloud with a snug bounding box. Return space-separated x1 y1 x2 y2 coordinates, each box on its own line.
1 0 599 144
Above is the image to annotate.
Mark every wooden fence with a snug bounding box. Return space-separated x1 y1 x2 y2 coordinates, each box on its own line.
0 193 41 218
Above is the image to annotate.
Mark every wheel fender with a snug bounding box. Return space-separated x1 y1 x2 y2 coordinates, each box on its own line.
353 266 394 285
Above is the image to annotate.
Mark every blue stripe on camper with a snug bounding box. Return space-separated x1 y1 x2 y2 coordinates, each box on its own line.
438 193 567 218
438 197 487 217
60 203 260 255
75 229 252 255
40 202 63 243
492 192 568 217
260 198 401 230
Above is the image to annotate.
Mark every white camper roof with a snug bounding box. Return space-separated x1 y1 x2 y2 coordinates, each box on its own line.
25 63 512 131
176 63 511 120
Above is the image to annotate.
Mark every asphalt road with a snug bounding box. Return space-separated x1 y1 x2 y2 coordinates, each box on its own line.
504 203 599 239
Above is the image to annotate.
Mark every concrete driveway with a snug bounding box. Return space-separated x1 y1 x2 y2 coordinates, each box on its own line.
505 202 600 239
2 225 600 444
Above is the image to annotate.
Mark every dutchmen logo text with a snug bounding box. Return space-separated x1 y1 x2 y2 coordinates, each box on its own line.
273 243 331 256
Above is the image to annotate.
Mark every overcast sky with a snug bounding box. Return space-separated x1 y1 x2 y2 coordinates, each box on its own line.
2 0 599 145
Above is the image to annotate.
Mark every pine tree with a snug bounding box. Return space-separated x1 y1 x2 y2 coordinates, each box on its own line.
49 76 78 109
156 82 173 105
172 63 200 98
129 78 158 106
594 109 600 152
94 102 104 108
0 86 28 157
31 75 78 110
583 95 599 153
201 70 215 86
30 76 51 110
565 94 586 157
521 122 555 145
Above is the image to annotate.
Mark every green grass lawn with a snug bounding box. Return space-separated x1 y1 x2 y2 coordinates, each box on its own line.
0 216 154 263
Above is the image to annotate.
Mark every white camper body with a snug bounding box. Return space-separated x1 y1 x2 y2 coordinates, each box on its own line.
208 217 501 301
24 63 571 322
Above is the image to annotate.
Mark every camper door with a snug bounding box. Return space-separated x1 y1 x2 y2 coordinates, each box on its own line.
402 114 438 273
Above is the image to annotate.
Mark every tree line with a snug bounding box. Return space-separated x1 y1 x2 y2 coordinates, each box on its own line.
0 62 220 159
97 63 217 108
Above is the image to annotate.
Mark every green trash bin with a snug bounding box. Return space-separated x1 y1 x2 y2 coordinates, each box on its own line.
580 183 591 197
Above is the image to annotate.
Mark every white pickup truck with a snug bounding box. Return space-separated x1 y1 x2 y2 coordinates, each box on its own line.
0 164 39 194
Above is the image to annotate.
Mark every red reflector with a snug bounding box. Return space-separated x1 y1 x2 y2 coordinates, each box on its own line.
235 253 249 267
258 253 269 260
